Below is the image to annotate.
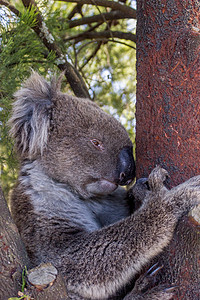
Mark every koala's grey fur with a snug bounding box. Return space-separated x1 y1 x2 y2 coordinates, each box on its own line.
9 72 200 300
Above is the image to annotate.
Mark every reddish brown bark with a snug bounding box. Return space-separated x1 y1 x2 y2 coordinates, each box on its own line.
136 0 200 185
136 1 200 299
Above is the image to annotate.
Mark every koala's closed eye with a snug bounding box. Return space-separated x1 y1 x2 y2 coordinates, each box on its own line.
90 139 105 151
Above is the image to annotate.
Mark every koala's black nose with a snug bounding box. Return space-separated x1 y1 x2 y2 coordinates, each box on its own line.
116 147 136 186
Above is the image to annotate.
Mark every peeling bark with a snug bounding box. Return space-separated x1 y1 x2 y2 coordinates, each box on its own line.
27 263 68 300
0 188 68 299
0 187 30 299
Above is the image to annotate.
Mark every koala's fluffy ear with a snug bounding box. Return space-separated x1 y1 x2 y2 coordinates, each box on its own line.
9 71 61 159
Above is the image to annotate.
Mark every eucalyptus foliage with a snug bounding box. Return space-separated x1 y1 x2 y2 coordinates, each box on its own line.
0 0 136 198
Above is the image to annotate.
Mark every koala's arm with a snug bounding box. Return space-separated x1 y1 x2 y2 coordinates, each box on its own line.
91 187 131 227
48 167 200 299
94 182 148 228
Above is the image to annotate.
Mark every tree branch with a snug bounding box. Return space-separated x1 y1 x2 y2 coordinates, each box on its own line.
65 30 136 43
80 41 104 70
22 0 90 98
0 0 21 17
68 10 133 28
63 22 103 41
1 0 90 98
58 0 136 18
67 3 83 20
109 39 136 49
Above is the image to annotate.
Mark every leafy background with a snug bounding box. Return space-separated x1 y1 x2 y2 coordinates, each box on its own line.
0 0 136 198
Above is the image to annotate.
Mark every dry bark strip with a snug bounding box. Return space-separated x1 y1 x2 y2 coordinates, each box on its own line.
0 187 30 299
0 188 68 299
27 263 68 300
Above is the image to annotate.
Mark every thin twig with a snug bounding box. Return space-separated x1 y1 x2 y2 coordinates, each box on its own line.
80 41 104 70
67 3 83 20
18 0 90 98
69 30 136 43
68 10 133 28
108 39 136 49
0 0 21 17
63 22 103 41
58 0 136 17
77 40 98 54
91 0 113 40
73 43 78 68
0 0 90 98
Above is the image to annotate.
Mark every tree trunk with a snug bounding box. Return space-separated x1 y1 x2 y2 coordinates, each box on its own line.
0 187 69 299
136 0 200 185
0 186 30 299
136 0 200 299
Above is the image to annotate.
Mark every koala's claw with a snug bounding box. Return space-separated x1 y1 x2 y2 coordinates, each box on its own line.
125 263 176 300
148 166 169 192
145 263 163 276
164 286 179 293
133 263 163 293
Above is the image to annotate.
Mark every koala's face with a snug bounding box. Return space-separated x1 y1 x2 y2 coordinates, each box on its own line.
41 94 135 198
10 72 135 199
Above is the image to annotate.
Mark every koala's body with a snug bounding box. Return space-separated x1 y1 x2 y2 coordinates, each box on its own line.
9 73 200 300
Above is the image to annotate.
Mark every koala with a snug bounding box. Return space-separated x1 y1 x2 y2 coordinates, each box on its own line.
9 72 200 300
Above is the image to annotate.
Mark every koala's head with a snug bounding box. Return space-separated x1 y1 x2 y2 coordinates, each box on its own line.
9 72 135 198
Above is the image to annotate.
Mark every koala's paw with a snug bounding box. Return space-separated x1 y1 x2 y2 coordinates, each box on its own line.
148 166 169 192
125 263 177 300
127 178 149 211
133 263 163 293
142 285 176 300
169 174 200 216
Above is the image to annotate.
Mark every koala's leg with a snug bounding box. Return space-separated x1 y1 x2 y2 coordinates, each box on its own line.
123 264 175 300
124 288 174 300
167 174 200 215
25 166 199 299
50 167 200 299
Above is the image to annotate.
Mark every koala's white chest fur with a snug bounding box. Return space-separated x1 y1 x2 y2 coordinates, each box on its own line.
20 161 101 232
9 72 200 299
